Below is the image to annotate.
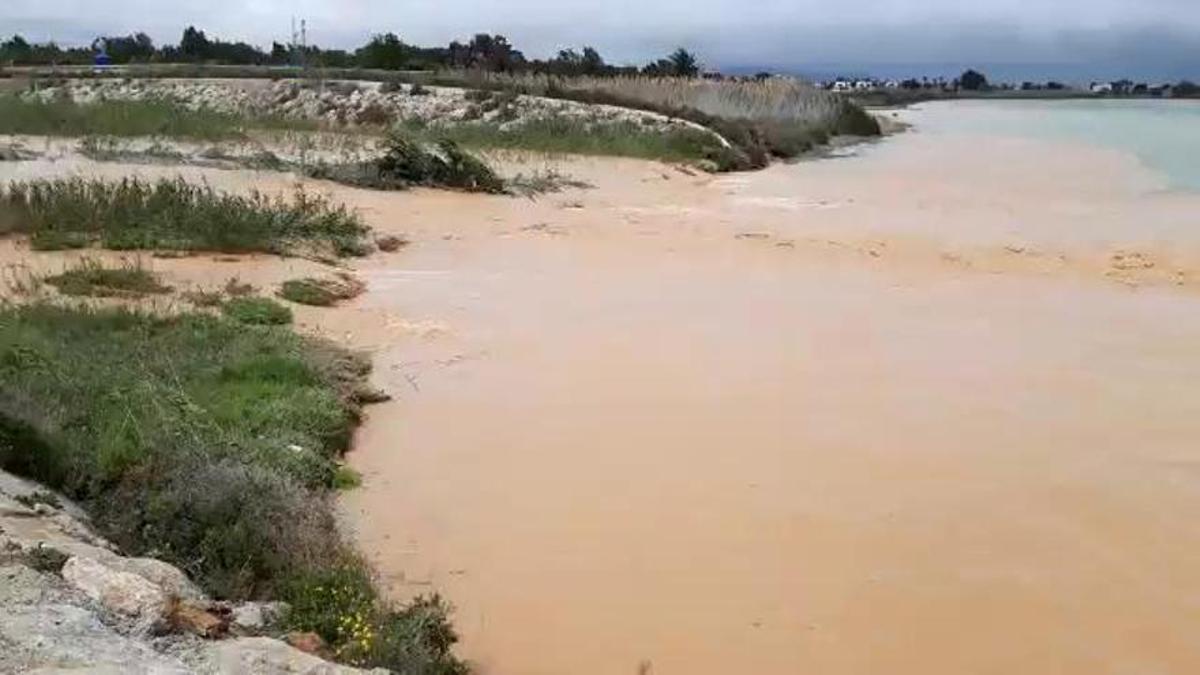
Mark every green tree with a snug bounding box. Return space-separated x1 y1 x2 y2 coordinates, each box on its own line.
1 35 33 64
95 33 155 63
580 47 605 75
668 48 700 77
356 33 413 70
179 26 211 61
959 69 989 91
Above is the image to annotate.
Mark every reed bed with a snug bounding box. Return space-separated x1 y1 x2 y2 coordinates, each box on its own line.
447 73 881 167
0 177 370 256
0 96 247 139
500 74 845 123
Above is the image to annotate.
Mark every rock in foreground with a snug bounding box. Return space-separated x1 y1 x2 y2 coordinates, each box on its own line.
0 469 384 674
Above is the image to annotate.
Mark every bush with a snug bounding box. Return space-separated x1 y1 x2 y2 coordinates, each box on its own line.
312 132 505 194
285 563 464 673
832 101 882 136
223 296 293 325
279 275 365 307
44 259 171 298
0 177 370 257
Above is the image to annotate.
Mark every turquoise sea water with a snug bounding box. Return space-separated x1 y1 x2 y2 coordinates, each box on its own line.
917 99 1200 191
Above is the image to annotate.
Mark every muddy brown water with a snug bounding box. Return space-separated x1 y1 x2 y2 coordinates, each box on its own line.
4 103 1200 674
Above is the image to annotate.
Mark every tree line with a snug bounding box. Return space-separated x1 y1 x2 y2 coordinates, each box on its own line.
0 28 703 78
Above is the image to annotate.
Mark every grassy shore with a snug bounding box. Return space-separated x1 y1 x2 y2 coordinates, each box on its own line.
0 177 370 256
0 96 315 139
421 73 881 167
0 302 465 672
411 117 734 166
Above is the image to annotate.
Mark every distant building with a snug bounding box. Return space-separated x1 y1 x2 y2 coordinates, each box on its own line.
832 80 853 93
1090 82 1113 93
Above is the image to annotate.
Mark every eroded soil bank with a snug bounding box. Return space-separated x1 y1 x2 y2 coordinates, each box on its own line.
4 102 1200 674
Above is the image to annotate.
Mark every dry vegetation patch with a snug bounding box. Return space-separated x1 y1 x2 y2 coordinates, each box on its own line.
278 274 366 307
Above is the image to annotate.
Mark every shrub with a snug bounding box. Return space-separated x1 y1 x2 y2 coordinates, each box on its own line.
279 275 365 307
223 296 293 325
312 132 505 194
436 139 505 192
44 259 171 298
0 177 370 257
285 563 464 673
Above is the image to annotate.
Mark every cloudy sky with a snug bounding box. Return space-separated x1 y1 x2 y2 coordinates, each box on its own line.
4 0 1199 80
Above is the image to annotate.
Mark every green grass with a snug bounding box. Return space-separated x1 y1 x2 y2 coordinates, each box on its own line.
223 296 293 325
0 177 370 257
0 303 465 673
44 259 171 298
0 96 315 140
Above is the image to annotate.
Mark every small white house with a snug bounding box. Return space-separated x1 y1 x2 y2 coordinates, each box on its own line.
854 80 874 91
832 81 853 93
1090 82 1113 93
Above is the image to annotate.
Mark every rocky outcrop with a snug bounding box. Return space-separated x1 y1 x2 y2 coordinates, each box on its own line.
61 555 170 625
0 469 382 674
214 637 387 675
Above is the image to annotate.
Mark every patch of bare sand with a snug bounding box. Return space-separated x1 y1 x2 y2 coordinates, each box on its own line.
3 128 1200 675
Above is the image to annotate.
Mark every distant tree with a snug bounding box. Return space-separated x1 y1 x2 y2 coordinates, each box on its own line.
269 41 290 65
641 58 673 76
552 47 583 74
641 48 700 77
95 33 155 63
356 33 414 70
313 49 355 68
1175 81 1200 97
959 69 988 91
900 78 921 89
179 26 211 61
580 46 604 75
448 34 524 71
667 48 699 77
1 35 33 63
